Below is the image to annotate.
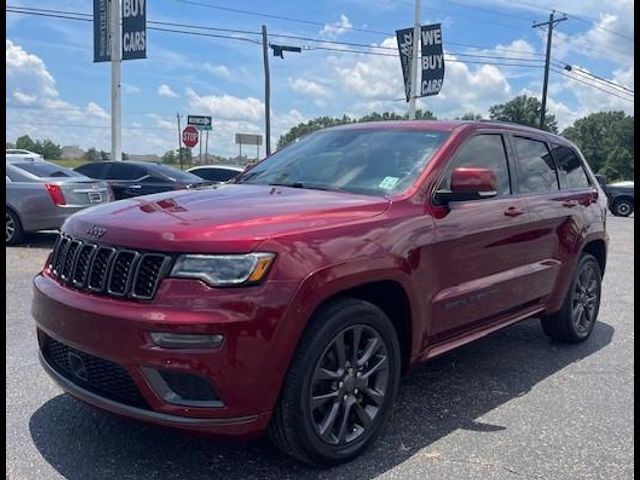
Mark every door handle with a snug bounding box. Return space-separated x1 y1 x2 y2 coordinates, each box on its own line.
504 206 526 217
562 199 579 208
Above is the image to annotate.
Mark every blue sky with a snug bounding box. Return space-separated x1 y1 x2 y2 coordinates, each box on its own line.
6 0 634 156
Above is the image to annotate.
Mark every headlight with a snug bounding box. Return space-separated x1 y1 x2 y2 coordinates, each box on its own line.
170 253 275 286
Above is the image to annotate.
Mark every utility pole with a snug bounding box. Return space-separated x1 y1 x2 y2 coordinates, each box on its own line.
262 25 271 156
177 113 183 170
408 0 421 119
205 130 209 164
533 10 567 130
110 0 122 161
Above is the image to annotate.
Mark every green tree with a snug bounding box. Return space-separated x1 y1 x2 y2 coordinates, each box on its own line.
277 115 354 148
277 110 437 147
15 135 36 152
600 146 634 181
40 139 62 159
6 142 15 149
99 150 109 161
162 150 177 164
122 152 129 160
561 111 634 179
489 95 558 133
84 148 100 162
457 113 483 120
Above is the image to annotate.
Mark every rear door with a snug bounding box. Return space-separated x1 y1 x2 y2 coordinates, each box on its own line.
103 163 148 199
430 132 532 341
508 134 585 304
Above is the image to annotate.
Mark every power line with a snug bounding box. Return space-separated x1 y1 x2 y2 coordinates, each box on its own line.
306 45 544 68
173 0 390 36
561 14 633 43
553 63 634 95
6 6 545 67
6 7 263 44
551 68 634 103
7 5 549 60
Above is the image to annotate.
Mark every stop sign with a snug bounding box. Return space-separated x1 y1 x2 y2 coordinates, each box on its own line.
182 125 199 148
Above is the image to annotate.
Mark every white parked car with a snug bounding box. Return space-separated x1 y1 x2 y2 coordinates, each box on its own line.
186 165 244 183
6 149 43 161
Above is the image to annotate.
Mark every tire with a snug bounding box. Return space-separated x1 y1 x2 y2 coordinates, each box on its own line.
268 298 401 466
611 198 633 217
6 208 25 246
540 253 602 343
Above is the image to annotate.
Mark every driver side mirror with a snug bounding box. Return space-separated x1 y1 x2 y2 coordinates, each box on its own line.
434 167 498 205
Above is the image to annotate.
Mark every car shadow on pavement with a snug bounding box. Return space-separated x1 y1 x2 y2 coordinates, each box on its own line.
9 232 58 250
29 318 614 480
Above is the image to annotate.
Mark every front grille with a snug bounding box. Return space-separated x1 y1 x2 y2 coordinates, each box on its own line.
50 234 171 301
41 334 150 409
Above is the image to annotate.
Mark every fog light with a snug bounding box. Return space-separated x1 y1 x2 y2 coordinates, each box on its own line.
150 332 224 349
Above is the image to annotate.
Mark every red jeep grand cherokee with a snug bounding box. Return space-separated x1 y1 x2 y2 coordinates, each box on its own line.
32 121 608 465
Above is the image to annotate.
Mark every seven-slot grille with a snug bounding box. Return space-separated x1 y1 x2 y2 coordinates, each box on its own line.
50 234 171 300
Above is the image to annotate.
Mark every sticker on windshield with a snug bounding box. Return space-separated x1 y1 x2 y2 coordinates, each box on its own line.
379 176 399 190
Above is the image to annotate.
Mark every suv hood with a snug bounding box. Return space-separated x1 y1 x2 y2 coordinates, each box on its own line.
64 184 390 252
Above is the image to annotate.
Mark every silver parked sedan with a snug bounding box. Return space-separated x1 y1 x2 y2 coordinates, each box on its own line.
6 158 112 245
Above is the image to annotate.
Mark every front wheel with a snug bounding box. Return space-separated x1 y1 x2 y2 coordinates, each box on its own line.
611 198 633 217
269 298 401 466
541 253 602 343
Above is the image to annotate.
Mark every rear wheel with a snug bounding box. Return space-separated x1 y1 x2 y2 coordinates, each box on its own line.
541 253 602 343
269 298 401 466
6 209 24 245
611 198 633 217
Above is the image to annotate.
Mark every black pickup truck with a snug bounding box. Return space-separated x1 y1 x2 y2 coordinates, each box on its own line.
595 175 635 217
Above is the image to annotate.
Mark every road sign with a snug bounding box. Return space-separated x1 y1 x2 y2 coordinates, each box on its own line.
188 115 213 131
235 133 263 146
182 125 199 148
395 27 414 102
420 24 445 96
93 0 110 62
122 0 146 60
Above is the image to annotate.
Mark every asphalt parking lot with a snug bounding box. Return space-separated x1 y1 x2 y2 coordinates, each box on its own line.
6 215 634 480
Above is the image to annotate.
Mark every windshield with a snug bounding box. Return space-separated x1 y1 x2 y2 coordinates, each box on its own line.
151 164 204 183
12 161 83 178
236 128 449 196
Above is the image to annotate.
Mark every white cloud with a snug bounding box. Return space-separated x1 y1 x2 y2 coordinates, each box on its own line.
203 63 231 78
157 84 179 98
320 14 353 38
288 78 331 97
185 88 265 121
122 83 141 94
6 39 58 103
330 37 512 118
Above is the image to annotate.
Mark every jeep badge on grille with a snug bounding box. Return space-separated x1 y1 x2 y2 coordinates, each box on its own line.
86 224 106 239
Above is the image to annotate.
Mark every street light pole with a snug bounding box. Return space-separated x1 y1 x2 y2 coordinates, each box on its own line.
408 0 421 119
110 0 122 161
262 25 271 156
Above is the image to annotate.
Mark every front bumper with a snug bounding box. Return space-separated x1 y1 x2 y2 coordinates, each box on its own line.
32 272 301 438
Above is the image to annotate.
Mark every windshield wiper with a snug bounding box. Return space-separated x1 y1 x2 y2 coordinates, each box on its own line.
268 181 305 188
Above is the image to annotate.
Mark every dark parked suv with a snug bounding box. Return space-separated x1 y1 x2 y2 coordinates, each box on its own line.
32 121 607 466
75 161 206 200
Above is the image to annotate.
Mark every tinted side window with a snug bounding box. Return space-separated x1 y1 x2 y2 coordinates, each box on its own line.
105 164 146 180
197 169 239 182
551 144 590 189
513 137 558 194
441 134 511 196
76 163 108 179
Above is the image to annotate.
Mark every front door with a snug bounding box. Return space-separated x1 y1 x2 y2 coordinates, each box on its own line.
429 132 533 342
